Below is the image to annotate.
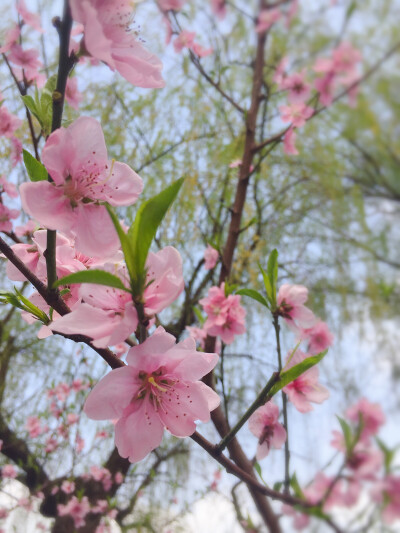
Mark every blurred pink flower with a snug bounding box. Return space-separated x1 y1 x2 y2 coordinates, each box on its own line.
0 107 22 138
0 176 18 198
345 397 385 443
65 77 83 110
256 9 281 33
16 0 43 32
200 283 246 344
283 349 329 413
371 475 400 525
300 320 334 355
58 496 90 529
61 480 75 494
158 0 186 10
204 245 219 270
2 464 17 478
277 284 316 329
70 0 165 88
283 127 298 156
248 401 286 460
210 0 226 19
279 103 314 128
0 204 19 232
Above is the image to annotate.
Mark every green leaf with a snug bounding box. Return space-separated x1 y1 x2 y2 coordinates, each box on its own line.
268 350 328 397
127 178 184 294
337 416 353 453
253 461 268 485
267 249 278 306
376 437 398 474
53 269 131 293
236 288 269 308
40 75 57 134
193 307 205 324
0 289 49 323
290 473 305 499
106 205 136 284
23 150 48 182
259 263 273 305
21 95 41 122
345 0 357 20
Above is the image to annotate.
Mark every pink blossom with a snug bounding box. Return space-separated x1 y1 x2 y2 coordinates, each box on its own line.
114 471 124 484
346 443 383 480
192 42 213 58
283 349 329 413
0 107 22 138
283 127 298 156
16 0 43 33
281 504 310 530
204 245 219 270
20 117 143 257
255 9 281 33
25 416 48 438
65 77 83 110
248 401 286 460
75 435 85 453
0 176 18 198
144 246 184 315
51 246 183 347
71 379 89 393
273 56 289 85
158 0 186 10
279 103 314 128
10 136 23 167
304 472 342 510
8 45 43 82
371 475 400 524
285 0 299 27
200 283 246 344
58 496 90 529
47 381 71 402
6 229 88 283
2 464 17 478
332 42 362 75
313 43 361 106
0 509 8 520
277 284 316 329
66 413 79 425
300 320 334 355
84 327 220 462
92 499 108 513
345 397 385 442
173 31 196 53
61 480 75 494
229 159 242 168
210 0 226 19
70 0 165 88
90 466 112 491
0 204 19 232
0 25 20 54
281 71 311 103
186 326 222 353
114 342 128 357
45 437 58 453
95 430 110 439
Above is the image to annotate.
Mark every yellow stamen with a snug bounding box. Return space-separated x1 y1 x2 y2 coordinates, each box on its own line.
148 376 168 392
